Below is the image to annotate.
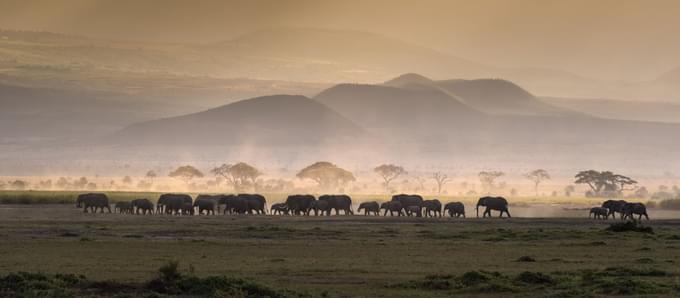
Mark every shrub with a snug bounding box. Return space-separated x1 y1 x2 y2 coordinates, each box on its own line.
605 221 654 234
515 272 555 285
516 256 536 262
459 271 491 286
157 260 181 282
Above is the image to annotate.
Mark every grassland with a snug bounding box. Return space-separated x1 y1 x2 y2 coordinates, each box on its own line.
1 204 680 297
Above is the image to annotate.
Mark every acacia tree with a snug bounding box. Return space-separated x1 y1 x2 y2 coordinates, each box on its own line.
478 171 505 194
374 164 406 193
145 170 157 184
432 171 451 195
574 170 637 197
169 165 204 185
524 169 551 196
210 162 262 192
121 176 133 185
296 161 355 191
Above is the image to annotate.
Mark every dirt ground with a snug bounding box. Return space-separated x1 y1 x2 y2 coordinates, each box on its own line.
1 205 679 297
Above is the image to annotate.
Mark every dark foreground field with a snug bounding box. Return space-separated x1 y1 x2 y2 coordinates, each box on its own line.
1 205 680 297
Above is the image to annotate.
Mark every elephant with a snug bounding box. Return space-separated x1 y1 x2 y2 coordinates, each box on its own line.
181 202 194 215
621 202 649 221
285 195 316 215
318 195 354 215
444 202 465 218
380 201 403 216
405 205 422 217
114 201 133 214
602 200 628 219
194 195 219 215
271 203 289 215
391 194 423 213
358 201 380 216
227 197 249 214
238 194 267 214
309 200 332 216
422 199 442 217
194 195 224 213
76 193 111 213
589 207 609 219
157 194 193 215
131 199 154 215
218 195 240 214
476 196 510 218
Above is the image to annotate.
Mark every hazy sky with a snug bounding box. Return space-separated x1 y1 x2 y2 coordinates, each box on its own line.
1 0 679 81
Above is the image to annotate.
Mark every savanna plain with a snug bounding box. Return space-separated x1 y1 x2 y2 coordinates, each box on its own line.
1 192 679 297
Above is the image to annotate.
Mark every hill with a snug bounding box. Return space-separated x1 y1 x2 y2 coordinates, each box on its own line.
314 83 481 140
111 95 366 146
383 74 581 117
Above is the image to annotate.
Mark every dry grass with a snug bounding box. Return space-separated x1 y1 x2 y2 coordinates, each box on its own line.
1 205 679 297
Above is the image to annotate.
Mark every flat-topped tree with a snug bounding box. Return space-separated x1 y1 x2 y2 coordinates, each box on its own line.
479 171 505 194
297 161 355 191
210 162 262 192
374 164 406 193
574 170 637 197
169 165 204 185
145 170 157 184
524 169 551 196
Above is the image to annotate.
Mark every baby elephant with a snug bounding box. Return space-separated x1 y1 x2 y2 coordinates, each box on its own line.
271 203 289 215
405 205 422 217
444 202 466 218
310 200 331 216
358 201 380 216
380 201 403 216
181 202 195 215
589 207 609 219
621 203 649 221
114 201 133 214
131 198 154 215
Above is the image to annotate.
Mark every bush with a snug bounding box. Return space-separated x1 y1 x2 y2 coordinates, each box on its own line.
459 271 492 286
516 256 536 262
515 272 555 285
157 260 180 282
605 221 654 234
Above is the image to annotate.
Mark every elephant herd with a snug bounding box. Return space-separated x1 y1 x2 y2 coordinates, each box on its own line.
75 193 513 218
589 200 650 220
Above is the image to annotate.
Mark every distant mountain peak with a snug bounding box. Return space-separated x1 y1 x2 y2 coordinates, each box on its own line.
383 73 435 88
111 94 366 146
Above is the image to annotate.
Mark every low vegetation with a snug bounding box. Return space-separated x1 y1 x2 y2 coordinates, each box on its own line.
0 261 293 297
0 206 679 297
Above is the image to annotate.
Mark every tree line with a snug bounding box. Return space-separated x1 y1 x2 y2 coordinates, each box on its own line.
3 163 680 201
